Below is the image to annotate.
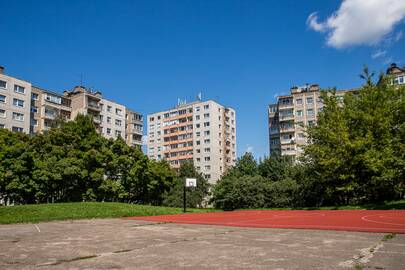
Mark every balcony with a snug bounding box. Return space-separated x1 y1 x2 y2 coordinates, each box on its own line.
280 138 295 145
279 126 295 133
87 102 101 112
92 115 101 124
279 114 294 121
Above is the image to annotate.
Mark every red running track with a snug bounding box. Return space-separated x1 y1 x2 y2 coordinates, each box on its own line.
127 210 405 233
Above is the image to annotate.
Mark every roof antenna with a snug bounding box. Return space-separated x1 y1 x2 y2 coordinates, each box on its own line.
197 92 202 101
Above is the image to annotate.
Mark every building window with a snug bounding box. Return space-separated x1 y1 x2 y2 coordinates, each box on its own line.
14 85 25 94
196 131 200 137
195 115 200 120
296 110 303 117
195 106 200 112
13 98 25 107
107 106 112 112
0 109 5 118
107 117 111 123
204 104 209 109
31 93 39 100
205 174 211 179
298 133 305 139
306 97 313 104
196 123 200 128
12 112 24 121
196 141 200 145
296 99 302 105
31 119 38 126
0 95 6 103
115 130 122 137
45 94 61 104
0 124 4 129
116 108 122 115
12 126 24 132
115 119 122 126
31 106 38 113
308 120 315 126
0 80 6 89
205 165 211 170
204 147 210 153
204 113 209 118
204 122 210 127
204 130 210 136
204 139 210 144
107 128 111 134
307 108 314 115
204 157 210 161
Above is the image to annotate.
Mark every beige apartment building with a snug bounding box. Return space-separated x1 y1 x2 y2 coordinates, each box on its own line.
268 84 352 159
268 63 404 159
147 99 236 183
0 66 143 148
0 67 32 133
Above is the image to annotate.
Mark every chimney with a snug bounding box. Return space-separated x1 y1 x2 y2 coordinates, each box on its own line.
0 66 4 74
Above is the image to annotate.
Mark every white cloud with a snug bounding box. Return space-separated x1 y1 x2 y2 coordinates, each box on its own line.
245 145 254 154
371 49 387 59
307 0 405 48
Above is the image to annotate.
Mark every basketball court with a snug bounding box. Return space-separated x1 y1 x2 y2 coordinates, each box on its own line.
127 210 405 233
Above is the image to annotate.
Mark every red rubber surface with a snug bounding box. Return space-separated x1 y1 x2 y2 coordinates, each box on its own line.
127 210 405 233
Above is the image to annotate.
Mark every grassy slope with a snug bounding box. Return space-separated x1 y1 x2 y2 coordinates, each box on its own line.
0 202 213 224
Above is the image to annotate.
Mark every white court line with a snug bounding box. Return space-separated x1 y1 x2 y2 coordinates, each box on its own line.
361 215 405 227
34 224 40 233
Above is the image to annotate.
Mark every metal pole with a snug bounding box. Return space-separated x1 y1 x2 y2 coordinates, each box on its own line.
183 185 186 213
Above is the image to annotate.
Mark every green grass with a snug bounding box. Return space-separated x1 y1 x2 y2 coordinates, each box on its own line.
0 202 215 224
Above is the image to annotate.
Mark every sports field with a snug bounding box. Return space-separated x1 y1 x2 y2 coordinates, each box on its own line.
129 210 405 233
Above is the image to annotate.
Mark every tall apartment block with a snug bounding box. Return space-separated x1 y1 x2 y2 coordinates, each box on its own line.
0 66 143 148
268 63 404 159
147 100 236 183
0 67 32 133
268 84 352 159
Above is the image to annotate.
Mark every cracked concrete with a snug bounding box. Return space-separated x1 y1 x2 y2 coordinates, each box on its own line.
0 218 403 269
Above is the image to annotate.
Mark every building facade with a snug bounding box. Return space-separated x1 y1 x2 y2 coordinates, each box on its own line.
268 84 352 159
386 63 405 85
147 100 236 183
0 67 32 133
0 66 143 148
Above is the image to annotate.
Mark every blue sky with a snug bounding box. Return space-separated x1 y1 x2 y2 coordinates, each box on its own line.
1 0 405 158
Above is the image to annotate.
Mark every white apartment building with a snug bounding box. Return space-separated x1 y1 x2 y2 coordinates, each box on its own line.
99 98 126 140
0 67 32 133
0 66 143 148
147 99 237 183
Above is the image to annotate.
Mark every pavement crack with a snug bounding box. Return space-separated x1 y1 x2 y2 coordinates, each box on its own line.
339 233 397 269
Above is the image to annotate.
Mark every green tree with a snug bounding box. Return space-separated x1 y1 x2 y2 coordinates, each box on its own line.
303 74 405 204
163 161 210 208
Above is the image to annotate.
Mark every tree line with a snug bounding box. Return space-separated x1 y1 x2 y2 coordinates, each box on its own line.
0 115 209 206
211 71 405 209
1 70 404 209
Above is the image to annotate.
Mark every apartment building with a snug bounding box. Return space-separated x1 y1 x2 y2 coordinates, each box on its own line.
126 109 143 148
268 84 352 159
386 63 405 85
0 67 32 133
147 99 236 183
269 63 404 159
0 66 143 148
30 86 72 133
